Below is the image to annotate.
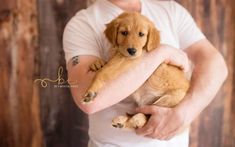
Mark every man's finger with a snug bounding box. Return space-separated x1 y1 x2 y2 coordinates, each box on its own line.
154 123 179 141
146 131 163 140
164 133 176 140
145 121 166 139
136 126 154 136
135 106 157 115
180 53 189 72
135 117 156 136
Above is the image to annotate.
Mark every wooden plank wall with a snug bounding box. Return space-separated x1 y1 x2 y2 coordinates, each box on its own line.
175 0 234 146
37 0 88 147
0 0 43 147
38 0 88 147
0 0 234 147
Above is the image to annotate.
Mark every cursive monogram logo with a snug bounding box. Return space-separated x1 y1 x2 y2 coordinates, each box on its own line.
34 66 77 88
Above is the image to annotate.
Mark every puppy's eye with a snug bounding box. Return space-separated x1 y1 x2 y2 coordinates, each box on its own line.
139 32 145 37
121 31 128 36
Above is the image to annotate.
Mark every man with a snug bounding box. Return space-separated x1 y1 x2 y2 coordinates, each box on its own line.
63 0 228 146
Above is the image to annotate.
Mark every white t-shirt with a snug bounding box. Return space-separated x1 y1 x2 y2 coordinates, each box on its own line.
63 0 205 147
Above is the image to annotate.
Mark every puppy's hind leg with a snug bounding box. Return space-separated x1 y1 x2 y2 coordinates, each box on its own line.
153 89 187 107
112 113 149 129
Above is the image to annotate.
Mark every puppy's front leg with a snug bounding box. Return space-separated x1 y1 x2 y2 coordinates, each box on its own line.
90 58 106 72
81 54 129 104
81 74 106 104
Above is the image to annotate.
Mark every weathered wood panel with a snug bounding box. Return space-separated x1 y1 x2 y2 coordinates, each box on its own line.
175 0 234 147
1 0 234 147
38 0 234 147
0 0 43 147
37 0 88 146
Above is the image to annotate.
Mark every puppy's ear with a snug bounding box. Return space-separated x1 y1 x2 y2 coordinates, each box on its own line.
144 22 160 52
104 19 120 46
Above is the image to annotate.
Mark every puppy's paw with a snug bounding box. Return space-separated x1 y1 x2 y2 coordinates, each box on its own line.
128 113 147 129
90 59 105 71
112 115 129 129
80 91 97 104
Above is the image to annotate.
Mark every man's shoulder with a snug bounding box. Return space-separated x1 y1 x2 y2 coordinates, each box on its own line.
147 0 179 6
72 6 96 22
74 0 107 21
146 0 182 12
65 3 100 32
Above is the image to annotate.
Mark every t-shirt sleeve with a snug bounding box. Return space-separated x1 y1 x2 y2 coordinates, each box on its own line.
172 1 206 49
63 12 101 64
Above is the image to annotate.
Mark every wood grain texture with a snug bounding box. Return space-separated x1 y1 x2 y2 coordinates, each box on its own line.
1 0 234 147
0 0 43 147
0 0 16 22
175 0 234 147
37 0 88 146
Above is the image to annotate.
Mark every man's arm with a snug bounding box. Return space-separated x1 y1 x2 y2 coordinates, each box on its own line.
176 39 228 122
135 39 228 140
68 45 189 114
67 55 98 113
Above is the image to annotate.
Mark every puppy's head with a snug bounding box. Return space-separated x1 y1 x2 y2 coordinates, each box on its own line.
104 12 160 58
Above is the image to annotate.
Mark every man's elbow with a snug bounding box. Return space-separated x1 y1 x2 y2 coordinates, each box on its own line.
222 62 228 81
79 105 98 115
214 52 228 81
73 97 99 115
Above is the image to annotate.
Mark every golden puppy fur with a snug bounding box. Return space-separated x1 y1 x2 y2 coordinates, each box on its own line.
81 12 190 129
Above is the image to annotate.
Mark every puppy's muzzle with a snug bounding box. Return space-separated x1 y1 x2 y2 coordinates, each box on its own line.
127 48 137 56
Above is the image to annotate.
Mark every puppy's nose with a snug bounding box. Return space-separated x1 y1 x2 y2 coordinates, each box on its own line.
127 48 137 56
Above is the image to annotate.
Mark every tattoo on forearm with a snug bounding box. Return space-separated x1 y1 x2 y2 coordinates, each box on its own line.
71 56 79 66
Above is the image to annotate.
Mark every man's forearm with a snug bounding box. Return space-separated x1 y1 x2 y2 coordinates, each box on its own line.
77 45 189 114
176 51 228 123
82 49 165 114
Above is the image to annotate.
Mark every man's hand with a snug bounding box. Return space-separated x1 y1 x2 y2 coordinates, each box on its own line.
157 44 190 72
135 106 188 140
135 39 228 140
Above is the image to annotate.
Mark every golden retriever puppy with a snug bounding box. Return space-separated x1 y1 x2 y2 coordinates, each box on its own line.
81 12 190 129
